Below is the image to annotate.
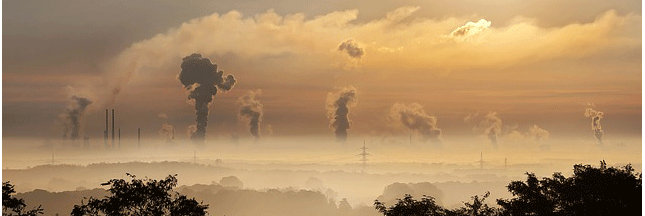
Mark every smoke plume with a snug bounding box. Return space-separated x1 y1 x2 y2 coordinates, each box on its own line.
466 112 502 146
186 125 197 138
584 108 604 144
390 103 442 143
61 96 92 141
337 39 364 59
159 123 175 142
238 89 264 139
528 125 549 141
326 86 358 142
178 53 237 143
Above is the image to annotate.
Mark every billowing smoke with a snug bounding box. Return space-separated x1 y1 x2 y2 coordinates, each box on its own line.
584 108 604 144
326 86 357 142
390 103 442 143
238 90 264 138
61 96 92 141
159 123 175 142
483 112 502 146
337 39 364 59
186 125 197 138
178 53 237 143
466 112 502 146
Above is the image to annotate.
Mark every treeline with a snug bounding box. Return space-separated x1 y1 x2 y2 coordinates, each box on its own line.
374 161 641 216
3 161 640 216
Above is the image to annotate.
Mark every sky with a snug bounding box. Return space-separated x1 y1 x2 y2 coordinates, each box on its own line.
2 0 642 143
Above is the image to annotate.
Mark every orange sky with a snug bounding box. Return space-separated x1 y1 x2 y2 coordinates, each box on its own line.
2 0 641 142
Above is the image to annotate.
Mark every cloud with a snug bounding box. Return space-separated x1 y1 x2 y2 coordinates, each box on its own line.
64 7 639 112
450 19 491 41
337 38 364 59
390 103 441 143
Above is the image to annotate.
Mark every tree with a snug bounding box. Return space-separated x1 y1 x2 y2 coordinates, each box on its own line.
2 181 44 216
374 194 447 216
450 192 502 216
71 174 208 216
497 161 641 216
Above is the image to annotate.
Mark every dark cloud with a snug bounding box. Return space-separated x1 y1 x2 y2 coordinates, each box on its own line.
584 108 604 144
178 53 237 143
390 103 442 143
337 39 364 59
238 90 264 139
61 96 92 141
326 86 358 142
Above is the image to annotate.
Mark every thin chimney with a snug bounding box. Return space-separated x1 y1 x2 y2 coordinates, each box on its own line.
105 109 108 147
118 128 121 148
111 109 115 148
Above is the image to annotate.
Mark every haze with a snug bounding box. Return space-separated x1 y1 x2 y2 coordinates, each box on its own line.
2 0 642 215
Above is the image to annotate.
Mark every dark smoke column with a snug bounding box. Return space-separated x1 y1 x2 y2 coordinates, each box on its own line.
326 86 357 142
62 96 92 141
238 90 264 139
178 53 237 143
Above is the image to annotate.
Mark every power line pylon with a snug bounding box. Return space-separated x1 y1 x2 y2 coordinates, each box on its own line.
358 140 369 173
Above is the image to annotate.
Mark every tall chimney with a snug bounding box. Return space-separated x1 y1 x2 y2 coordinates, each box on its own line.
112 109 115 148
104 109 108 147
137 128 141 149
118 128 121 148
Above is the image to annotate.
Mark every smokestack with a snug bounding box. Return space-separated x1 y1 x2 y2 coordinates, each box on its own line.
178 53 237 144
105 109 108 140
111 109 115 148
105 109 108 148
118 128 121 148
138 128 141 149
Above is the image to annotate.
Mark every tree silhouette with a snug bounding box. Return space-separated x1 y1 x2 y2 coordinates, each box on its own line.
2 181 44 216
375 193 504 216
450 192 502 216
497 160 641 215
71 174 208 216
374 194 448 216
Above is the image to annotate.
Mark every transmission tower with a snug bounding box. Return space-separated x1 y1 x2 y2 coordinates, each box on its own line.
358 140 369 172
